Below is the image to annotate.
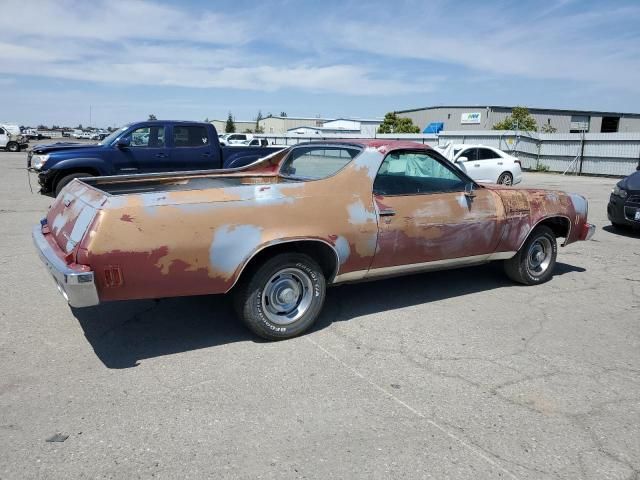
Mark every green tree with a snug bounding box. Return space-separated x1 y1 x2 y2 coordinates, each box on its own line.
204 117 210 123
492 106 537 131
280 111 287 117
77 124 83 130
255 110 264 133
377 112 420 134
225 112 236 133
540 122 557 133
148 114 157 121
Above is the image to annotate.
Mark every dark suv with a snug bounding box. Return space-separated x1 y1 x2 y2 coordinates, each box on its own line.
608 169 640 230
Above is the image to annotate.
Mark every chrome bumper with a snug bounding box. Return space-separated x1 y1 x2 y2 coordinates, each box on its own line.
32 226 99 308
584 223 596 241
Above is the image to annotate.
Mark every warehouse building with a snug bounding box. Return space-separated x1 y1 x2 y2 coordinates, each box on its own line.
396 105 640 134
210 116 381 135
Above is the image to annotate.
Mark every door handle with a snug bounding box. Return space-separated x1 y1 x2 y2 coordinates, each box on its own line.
202 152 211 157
378 208 396 217
474 164 480 167
155 153 167 158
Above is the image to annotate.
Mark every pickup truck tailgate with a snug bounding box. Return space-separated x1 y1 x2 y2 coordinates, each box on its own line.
46 180 107 254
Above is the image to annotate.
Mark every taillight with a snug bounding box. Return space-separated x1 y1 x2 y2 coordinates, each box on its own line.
104 266 123 287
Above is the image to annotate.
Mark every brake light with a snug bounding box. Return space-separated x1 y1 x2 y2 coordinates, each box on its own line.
104 266 123 287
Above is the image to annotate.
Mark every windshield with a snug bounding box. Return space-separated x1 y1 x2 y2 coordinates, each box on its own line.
280 146 362 180
98 126 129 146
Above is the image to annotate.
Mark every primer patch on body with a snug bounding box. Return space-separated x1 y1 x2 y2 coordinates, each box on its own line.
209 224 263 276
66 207 97 253
569 193 588 217
347 199 376 225
352 150 382 179
334 236 351 265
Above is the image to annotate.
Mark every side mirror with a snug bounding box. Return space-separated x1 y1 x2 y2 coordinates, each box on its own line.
116 137 130 148
464 182 476 198
457 156 468 163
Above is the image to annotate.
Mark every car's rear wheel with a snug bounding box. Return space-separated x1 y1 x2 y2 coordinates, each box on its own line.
7 142 19 152
497 172 513 185
504 226 557 285
233 253 326 340
54 172 94 196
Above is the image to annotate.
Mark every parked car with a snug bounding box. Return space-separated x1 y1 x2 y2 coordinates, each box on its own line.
27 120 284 196
436 144 522 185
32 140 594 340
219 133 253 146
0 124 29 152
608 169 640 230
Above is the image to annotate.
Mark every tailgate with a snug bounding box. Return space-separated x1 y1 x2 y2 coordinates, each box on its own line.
46 180 107 254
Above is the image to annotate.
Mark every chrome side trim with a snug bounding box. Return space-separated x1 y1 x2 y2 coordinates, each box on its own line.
225 237 341 293
488 251 517 260
32 226 99 308
332 251 516 284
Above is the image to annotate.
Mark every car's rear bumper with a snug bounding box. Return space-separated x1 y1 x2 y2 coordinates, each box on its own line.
32 225 99 308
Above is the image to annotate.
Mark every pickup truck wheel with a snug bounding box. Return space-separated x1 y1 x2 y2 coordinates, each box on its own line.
504 226 557 285
55 172 93 196
233 253 326 340
497 172 513 185
6 142 19 152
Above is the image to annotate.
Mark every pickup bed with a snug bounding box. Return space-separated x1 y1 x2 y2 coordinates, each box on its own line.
27 120 283 196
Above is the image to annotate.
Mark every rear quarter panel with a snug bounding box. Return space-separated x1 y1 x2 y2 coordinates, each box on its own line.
80 149 381 302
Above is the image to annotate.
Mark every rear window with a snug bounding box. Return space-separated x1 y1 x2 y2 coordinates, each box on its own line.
280 146 362 180
174 126 209 147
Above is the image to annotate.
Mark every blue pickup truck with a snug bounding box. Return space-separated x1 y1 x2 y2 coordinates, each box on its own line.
28 120 283 196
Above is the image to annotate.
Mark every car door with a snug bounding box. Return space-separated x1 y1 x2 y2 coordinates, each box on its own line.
455 147 493 183
476 147 503 183
369 150 501 272
0 127 7 147
114 125 171 174
169 124 215 170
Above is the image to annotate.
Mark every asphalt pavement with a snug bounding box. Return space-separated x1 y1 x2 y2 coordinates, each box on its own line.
0 150 638 479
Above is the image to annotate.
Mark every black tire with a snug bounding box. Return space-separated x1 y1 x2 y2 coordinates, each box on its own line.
497 172 513 185
504 225 557 285
54 172 93 196
233 252 326 340
6 142 19 152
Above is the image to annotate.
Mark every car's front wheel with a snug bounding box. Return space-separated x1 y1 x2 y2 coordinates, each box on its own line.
54 172 94 196
504 226 557 285
233 253 326 340
6 142 19 152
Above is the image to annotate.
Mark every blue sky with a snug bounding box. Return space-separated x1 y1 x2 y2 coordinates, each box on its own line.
0 0 639 127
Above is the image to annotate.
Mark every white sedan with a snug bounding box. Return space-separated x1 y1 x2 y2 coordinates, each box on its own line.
437 144 523 185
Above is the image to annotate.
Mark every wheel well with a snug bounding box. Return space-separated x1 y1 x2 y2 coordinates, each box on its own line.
51 167 99 188
233 240 339 289
536 216 570 239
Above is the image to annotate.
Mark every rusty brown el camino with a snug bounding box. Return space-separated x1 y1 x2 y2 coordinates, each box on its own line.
33 140 595 339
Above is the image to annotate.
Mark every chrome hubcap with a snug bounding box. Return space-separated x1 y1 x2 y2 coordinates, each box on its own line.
261 267 313 325
527 237 552 275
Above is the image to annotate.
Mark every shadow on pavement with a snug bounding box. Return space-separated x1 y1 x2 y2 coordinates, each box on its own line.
73 262 586 369
602 224 640 238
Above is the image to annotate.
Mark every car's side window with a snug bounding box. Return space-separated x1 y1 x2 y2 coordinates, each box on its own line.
0 128 5 135
477 148 499 160
373 151 468 196
460 148 477 161
128 126 165 148
173 126 209 147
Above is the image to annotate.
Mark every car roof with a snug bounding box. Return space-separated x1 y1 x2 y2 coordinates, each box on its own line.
296 139 433 154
